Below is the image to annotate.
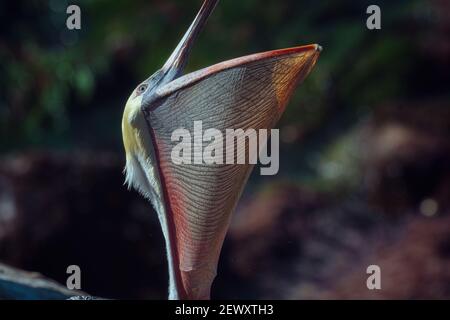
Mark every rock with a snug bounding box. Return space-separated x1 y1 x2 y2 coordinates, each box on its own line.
0 263 87 300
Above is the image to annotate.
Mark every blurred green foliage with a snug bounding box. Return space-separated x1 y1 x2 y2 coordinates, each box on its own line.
0 0 446 186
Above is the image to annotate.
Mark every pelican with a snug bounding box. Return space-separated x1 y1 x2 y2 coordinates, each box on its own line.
121 0 320 300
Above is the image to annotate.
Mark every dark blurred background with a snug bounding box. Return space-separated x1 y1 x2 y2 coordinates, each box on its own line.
0 0 449 299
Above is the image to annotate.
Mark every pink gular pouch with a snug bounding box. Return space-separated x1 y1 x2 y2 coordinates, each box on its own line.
121 0 321 300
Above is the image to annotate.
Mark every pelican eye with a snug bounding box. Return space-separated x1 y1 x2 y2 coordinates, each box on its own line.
136 84 148 95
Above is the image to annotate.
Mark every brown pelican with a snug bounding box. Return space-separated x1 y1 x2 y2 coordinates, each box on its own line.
121 0 320 300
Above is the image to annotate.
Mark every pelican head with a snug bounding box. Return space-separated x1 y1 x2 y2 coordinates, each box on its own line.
122 0 320 300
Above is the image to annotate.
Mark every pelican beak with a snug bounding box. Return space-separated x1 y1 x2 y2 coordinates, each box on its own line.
131 0 321 300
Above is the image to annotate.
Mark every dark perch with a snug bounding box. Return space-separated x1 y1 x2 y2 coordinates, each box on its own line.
0 263 89 300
